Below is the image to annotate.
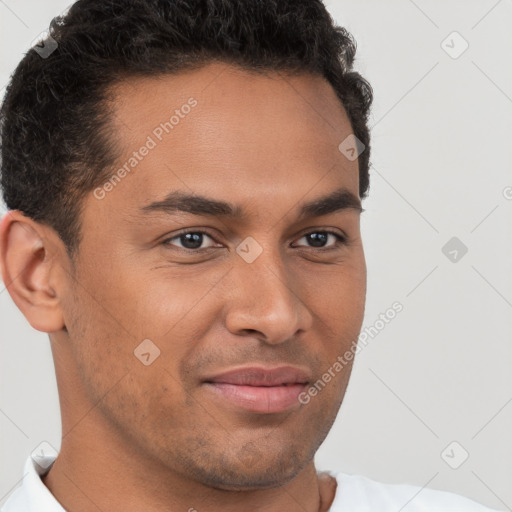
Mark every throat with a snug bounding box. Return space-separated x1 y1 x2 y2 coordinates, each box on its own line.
317 471 337 512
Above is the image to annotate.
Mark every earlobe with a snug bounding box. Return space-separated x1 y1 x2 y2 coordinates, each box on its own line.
0 211 66 333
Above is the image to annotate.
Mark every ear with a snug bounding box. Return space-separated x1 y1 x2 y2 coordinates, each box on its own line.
0 210 66 333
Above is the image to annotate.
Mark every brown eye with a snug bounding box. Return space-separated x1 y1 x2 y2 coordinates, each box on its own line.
293 231 346 249
163 231 219 251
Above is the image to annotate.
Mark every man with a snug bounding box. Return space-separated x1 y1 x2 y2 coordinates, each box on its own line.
0 1 502 511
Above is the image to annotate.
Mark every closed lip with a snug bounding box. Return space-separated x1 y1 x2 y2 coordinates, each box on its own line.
202 365 312 386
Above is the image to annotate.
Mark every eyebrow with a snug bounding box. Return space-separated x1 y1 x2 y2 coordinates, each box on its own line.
141 187 363 220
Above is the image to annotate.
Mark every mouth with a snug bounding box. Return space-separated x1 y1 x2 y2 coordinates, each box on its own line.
202 366 311 414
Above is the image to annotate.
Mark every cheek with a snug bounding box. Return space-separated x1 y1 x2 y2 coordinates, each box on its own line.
63 270 215 420
304 262 366 369
65 283 190 431
309 258 366 323
88 255 227 341
65 289 132 399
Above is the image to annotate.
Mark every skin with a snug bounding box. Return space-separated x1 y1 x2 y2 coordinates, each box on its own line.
0 62 366 512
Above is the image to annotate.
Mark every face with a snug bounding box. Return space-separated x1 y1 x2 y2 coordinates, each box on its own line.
59 62 366 490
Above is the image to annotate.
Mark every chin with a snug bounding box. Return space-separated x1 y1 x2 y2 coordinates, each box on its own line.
188 447 310 491
202 467 301 492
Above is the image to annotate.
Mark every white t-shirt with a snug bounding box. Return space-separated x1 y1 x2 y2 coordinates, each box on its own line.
1 454 502 512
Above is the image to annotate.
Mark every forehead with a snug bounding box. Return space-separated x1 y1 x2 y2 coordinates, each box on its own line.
110 62 350 129
95 62 360 215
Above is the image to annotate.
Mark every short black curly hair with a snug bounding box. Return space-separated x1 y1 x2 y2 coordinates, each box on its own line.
0 0 373 256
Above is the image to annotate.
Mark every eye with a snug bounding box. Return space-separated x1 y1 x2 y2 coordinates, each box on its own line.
293 230 347 249
161 229 348 252
162 231 220 251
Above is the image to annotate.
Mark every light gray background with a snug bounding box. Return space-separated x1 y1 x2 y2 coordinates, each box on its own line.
1 0 511 510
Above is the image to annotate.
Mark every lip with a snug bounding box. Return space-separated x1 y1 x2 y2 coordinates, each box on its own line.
202 366 311 414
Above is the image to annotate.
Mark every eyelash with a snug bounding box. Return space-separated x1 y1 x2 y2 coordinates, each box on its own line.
162 229 348 252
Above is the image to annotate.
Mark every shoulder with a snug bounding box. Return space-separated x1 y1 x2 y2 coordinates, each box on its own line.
327 472 503 512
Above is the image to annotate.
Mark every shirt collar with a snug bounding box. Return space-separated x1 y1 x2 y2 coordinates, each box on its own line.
2 454 66 512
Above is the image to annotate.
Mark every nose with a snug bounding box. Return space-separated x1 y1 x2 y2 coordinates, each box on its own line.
223 248 314 345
